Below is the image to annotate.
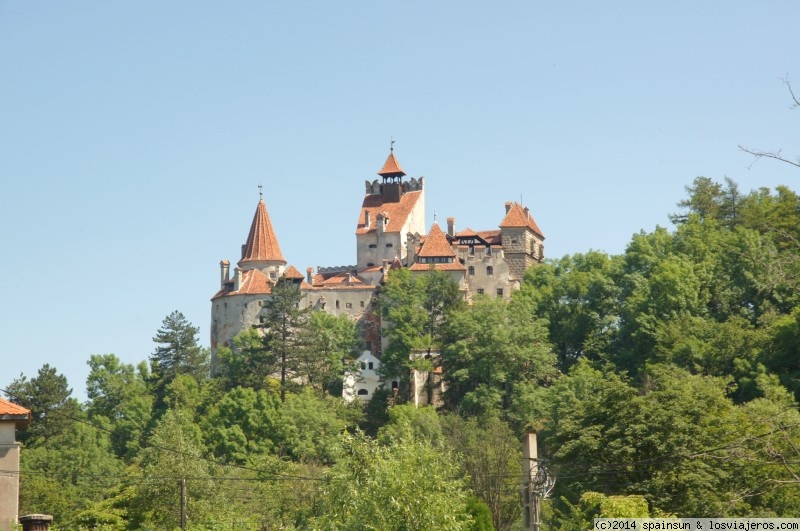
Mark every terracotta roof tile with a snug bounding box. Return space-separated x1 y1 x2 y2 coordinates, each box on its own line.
377 151 406 177
283 265 305 280
499 202 544 238
0 397 31 428
0 397 30 417
417 223 455 258
239 199 286 266
211 269 273 299
409 262 466 272
356 190 422 235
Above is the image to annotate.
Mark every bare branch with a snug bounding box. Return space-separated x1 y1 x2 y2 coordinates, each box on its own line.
782 75 800 108
739 145 800 169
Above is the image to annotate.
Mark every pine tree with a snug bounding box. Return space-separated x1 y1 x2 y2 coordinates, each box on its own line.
149 311 208 411
263 278 310 402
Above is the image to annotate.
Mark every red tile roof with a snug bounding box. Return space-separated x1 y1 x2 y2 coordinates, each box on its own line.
211 268 273 299
283 265 305 280
0 397 31 427
417 223 455 258
377 151 406 177
499 202 545 238
356 190 422 235
409 262 466 272
239 199 286 267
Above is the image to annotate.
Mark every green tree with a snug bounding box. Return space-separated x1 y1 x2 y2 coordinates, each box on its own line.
19 421 125 528
379 268 464 394
298 311 359 396
314 431 473 530
149 311 209 413
5 364 80 447
442 415 522 531
86 354 153 460
264 277 311 402
442 295 557 416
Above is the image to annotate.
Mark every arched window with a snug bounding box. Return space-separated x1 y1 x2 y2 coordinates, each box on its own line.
468 266 475 275
357 389 369 396
486 266 494 275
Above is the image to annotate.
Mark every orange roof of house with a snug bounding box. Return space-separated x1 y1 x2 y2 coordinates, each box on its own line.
409 262 466 272
417 223 456 258
377 151 406 177
283 265 305 280
499 202 545 239
0 397 31 427
239 199 286 267
356 190 422 235
211 268 273 300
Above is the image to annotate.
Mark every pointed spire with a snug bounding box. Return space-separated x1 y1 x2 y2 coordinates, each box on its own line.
378 149 406 179
239 197 286 268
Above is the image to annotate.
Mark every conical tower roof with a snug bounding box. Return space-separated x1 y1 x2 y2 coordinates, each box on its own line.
239 198 286 267
377 150 406 178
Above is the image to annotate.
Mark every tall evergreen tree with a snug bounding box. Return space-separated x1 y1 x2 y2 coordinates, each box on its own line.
5 364 80 447
149 310 209 412
264 277 310 402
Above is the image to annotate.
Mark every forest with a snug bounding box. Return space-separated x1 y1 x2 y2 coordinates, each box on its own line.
5 176 800 530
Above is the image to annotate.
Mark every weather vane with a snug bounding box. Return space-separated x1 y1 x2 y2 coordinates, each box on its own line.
390 137 395 152
258 181 263 199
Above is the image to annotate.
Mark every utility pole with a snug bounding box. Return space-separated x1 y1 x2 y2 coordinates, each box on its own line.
520 431 555 531
179 478 187 531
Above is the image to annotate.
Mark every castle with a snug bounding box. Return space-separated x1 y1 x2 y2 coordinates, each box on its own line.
210 148 545 400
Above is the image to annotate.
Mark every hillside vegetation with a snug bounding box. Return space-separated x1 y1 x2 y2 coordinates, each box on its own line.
6 177 800 530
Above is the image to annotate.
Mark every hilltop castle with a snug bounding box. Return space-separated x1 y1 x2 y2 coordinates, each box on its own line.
210 149 545 400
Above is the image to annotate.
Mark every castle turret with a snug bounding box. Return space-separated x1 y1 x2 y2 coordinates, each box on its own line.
239 196 286 281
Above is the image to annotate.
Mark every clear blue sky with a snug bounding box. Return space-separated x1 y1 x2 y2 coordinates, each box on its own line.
1 1 797 400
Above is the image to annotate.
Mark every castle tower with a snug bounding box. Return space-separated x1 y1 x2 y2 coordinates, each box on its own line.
356 148 425 269
499 202 545 282
211 193 287 373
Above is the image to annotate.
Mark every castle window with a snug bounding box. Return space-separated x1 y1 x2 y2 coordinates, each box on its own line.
497 288 504 296
468 266 475 275
368 362 374 370
486 266 494 275
386 243 393 248
486 246 492 255
358 389 369 396
336 300 340 309
469 246 475 255
360 300 365 308
367 262 375 267
477 288 484 295
346 302 352 309
369 244 377 248
360 362 367 370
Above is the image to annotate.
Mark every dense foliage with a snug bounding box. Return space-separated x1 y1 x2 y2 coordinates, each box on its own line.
5 177 800 529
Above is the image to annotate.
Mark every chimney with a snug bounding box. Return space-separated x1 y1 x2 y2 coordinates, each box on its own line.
19 515 53 531
364 210 371 230
505 202 513 214
446 217 456 237
306 267 313 284
241 244 247 260
234 267 242 291
406 232 417 265
220 260 230 288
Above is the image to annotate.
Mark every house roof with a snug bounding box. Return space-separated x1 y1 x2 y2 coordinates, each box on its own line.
499 202 545 239
409 262 466 272
417 222 455 258
211 268 274 300
239 199 286 267
283 265 305 280
377 150 406 177
356 190 422 235
0 397 31 428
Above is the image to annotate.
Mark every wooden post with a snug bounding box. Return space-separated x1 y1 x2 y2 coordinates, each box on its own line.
521 431 539 531
179 478 187 531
